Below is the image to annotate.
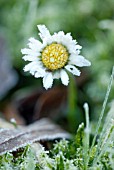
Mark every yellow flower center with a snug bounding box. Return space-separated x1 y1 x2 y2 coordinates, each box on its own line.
42 43 68 70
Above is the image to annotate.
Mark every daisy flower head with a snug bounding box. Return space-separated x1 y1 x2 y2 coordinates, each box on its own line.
21 25 91 89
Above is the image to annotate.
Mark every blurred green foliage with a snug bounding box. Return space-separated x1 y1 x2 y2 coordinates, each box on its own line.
0 0 114 123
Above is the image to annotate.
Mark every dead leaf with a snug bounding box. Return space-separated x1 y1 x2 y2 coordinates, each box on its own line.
0 118 70 155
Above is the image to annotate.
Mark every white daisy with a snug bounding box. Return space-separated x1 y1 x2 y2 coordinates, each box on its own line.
21 25 91 89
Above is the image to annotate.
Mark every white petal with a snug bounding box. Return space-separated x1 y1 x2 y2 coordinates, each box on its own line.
21 48 31 54
52 32 78 54
42 36 53 46
22 55 39 61
37 25 51 40
60 69 69 86
53 71 60 79
35 68 46 78
76 45 82 50
28 37 43 52
65 65 81 76
43 73 53 90
23 61 42 74
35 72 43 78
21 48 39 57
29 37 42 46
23 62 36 72
52 31 65 44
69 55 91 67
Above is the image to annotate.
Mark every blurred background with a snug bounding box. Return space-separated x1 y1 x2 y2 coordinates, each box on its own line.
0 0 114 132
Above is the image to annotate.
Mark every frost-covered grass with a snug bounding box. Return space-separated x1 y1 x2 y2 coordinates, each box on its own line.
0 69 114 170
0 120 114 170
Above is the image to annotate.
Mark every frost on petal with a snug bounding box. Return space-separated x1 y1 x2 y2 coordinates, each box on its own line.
35 72 43 78
28 37 43 52
37 25 51 40
43 73 53 90
77 55 91 67
65 65 81 76
76 45 82 50
22 55 38 62
65 33 74 42
21 48 31 55
23 61 42 75
29 37 42 46
53 71 60 79
52 32 64 43
54 32 77 54
23 62 35 72
52 32 82 55
60 69 69 86
35 68 46 78
21 48 39 57
69 55 91 67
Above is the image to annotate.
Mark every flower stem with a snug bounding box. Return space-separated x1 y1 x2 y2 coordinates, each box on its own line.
67 74 77 132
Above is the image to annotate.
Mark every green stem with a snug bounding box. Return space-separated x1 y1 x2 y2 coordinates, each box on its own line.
68 74 77 132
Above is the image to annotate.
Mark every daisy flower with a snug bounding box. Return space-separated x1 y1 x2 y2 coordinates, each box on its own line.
21 25 91 89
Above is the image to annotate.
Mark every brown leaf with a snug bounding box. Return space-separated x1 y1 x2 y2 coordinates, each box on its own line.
33 86 67 120
3 103 25 125
0 118 70 155
15 87 67 124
